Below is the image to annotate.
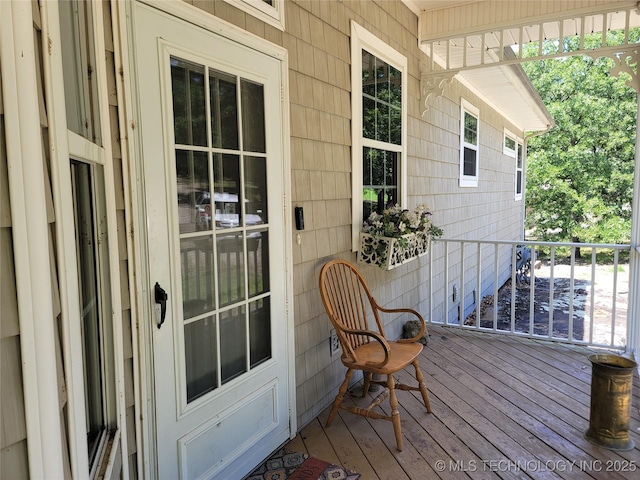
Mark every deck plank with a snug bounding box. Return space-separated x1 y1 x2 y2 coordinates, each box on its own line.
283 326 640 480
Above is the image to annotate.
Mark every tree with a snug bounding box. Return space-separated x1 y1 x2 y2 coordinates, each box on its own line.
522 40 636 250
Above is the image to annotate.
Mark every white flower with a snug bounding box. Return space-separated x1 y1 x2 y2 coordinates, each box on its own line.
398 222 406 232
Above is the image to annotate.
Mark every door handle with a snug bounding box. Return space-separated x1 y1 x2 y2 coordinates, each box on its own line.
154 282 168 329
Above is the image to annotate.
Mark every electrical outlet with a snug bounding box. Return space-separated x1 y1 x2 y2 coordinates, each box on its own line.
330 329 340 356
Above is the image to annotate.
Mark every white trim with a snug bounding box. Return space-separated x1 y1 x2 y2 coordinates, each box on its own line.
221 0 285 31
503 128 517 157
111 1 149 477
0 1 65 477
459 98 479 188
39 2 91 477
351 21 408 251
92 1 130 475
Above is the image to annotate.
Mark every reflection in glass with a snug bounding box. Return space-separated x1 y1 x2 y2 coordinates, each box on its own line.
244 156 268 225
362 147 398 218
241 80 266 153
176 150 210 234
250 297 271 368
185 316 218 402
464 111 478 145
181 237 215 319
171 58 207 146
213 154 242 229
220 307 247 384
464 147 477 176
210 69 239 150
247 230 269 297
217 232 245 306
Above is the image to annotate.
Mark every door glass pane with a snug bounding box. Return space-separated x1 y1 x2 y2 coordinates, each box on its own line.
181 237 215 319
244 156 267 225
176 150 210 234
241 80 266 153
248 229 269 297
250 297 271 367
170 56 273 404
210 69 239 150
220 306 247 384
217 232 246 306
214 154 242 229
171 58 207 146
185 316 217 402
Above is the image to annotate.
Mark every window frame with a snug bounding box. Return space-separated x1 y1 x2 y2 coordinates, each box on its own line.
351 21 407 251
222 0 285 31
459 99 479 188
41 1 128 477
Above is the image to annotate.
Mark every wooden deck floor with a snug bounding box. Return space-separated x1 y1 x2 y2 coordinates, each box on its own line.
285 325 640 479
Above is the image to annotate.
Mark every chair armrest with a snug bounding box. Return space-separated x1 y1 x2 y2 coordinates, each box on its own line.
341 327 391 368
375 304 426 344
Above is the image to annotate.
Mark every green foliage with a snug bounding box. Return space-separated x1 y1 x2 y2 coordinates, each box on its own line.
522 35 635 245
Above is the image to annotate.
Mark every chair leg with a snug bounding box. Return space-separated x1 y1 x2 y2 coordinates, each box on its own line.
362 372 372 397
326 368 354 427
387 374 403 451
413 359 432 413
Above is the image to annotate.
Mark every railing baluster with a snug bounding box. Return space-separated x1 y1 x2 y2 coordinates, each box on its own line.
611 249 619 346
589 248 597 345
568 247 575 343
529 246 535 336
476 243 482 330
511 244 517 334
549 246 555 340
444 240 449 325
493 243 499 331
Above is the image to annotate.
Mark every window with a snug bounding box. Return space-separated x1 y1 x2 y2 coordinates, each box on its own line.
460 99 479 187
504 129 524 200
351 22 407 249
516 141 524 200
222 0 285 30
71 161 115 474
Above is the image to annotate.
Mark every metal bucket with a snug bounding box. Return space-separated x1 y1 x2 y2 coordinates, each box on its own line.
584 353 637 451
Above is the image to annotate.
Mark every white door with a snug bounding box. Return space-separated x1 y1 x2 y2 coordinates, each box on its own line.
133 4 291 479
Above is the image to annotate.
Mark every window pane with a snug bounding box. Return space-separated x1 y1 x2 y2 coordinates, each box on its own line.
71 161 105 465
241 79 266 153
516 170 523 194
363 147 398 215
220 306 247 384
376 101 389 143
181 237 215 319
250 297 271 367
362 96 376 140
59 0 101 143
244 156 268 225
464 111 478 145
517 143 524 168
390 105 401 145
171 58 207 146
217 232 246 306
247 229 269 297
505 135 516 151
185 316 218 402
463 147 477 176
210 69 239 150
176 150 210 234
213 154 241 229
362 51 376 97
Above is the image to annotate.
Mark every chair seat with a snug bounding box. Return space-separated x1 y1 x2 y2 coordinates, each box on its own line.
345 340 423 374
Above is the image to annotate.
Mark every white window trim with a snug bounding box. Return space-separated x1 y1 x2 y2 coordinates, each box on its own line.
515 140 524 201
222 0 285 31
351 21 408 251
459 98 479 188
503 128 517 157
40 1 129 478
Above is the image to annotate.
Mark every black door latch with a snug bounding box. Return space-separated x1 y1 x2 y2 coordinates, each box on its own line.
154 282 168 329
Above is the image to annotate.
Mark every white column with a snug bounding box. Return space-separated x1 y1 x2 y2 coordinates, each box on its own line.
0 1 65 477
627 97 640 360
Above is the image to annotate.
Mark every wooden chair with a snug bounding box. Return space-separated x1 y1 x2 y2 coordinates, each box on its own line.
318 259 432 451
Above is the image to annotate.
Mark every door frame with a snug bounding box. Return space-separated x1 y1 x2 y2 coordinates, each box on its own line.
113 1 294 477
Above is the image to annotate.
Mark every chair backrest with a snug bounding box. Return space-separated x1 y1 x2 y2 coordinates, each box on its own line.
319 260 384 361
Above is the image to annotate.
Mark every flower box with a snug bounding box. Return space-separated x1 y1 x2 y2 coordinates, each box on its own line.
358 231 430 270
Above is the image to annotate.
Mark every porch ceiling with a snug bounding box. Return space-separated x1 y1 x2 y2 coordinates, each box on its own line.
412 1 639 131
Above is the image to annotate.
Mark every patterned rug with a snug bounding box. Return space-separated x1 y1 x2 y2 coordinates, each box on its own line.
245 448 360 480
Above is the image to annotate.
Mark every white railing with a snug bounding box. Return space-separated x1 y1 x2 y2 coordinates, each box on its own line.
428 239 631 350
